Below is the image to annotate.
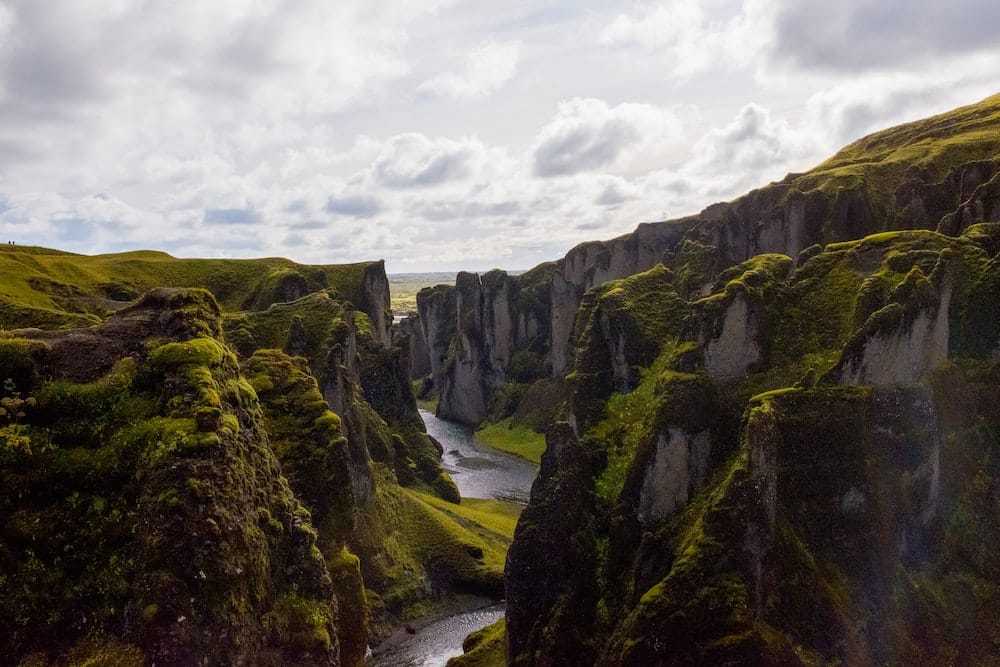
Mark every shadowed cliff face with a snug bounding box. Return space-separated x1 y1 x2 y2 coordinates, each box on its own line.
409 95 1000 429
0 289 354 665
361 260 393 347
499 96 1000 665
0 275 488 665
503 220 1000 664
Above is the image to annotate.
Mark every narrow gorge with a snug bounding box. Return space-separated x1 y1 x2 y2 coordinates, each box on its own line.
2 92 1000 667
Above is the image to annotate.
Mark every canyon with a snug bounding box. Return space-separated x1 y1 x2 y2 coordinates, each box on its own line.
1 93 1000 666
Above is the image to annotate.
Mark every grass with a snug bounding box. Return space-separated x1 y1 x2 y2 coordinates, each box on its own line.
353 468 520 624
389 272 456 314
0 245 377 329
791 92 1000 211
447 619 507 667
415 492 522 540
475 418 546 464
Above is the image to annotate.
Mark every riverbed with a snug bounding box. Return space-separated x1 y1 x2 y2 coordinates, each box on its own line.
425 410 538 503
367 409 538 666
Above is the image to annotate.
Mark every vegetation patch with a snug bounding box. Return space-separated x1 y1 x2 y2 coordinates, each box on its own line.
475 418 546 464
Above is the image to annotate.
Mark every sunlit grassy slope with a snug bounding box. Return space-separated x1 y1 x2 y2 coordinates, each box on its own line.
793 92 1000 199
0 244 377 329
475 419 546 464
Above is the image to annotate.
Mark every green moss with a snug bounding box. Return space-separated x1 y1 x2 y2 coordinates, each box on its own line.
265 593 335 652
141 603 159 622
148 337 228 369
572 266 689 428
432 472 462 504
0 338 47 394
351 468 516 626
327 545 368 667
588 343 716 503
0 242 378 328
475 418 546 464
245 348 356 540
448 619 507 667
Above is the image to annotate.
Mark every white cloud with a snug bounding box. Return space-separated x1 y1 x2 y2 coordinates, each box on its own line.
690 103 811 176
417 40 521 99
599 0 768 77
1 0 999 271
532 98 683 177
371 133 489 188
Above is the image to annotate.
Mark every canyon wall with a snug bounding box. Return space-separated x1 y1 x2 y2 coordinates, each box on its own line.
415 156 999 425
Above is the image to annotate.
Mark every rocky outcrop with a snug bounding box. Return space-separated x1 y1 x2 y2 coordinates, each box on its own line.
435 271 517 424
360 261 392 347
931 161 1000 235
834 264 953 387
1 289 359 666
505 423 602 666
505 221 1000 664
699 290 763 381
637 428 712 524
550 221 695 374
392 314 430 380
416 284 457 394
423 269 550 424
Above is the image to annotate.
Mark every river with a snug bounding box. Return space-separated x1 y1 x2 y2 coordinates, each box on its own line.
367 409 538 666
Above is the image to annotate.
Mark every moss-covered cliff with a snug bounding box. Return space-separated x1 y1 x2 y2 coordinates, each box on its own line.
0 289 351 665
504 94 1000 666
411 93 1000 443
0 255 508 663
506 221 1000 664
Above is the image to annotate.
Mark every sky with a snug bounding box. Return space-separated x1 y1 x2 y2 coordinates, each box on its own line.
1 1 998 272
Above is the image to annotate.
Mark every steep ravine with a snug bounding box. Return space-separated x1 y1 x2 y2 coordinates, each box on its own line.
368 410 537 666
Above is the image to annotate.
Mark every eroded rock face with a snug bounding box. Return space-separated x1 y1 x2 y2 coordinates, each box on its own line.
393 314 430 380
360 261 392 347
550 221 692 374
505 423 601 666
435 272 513 423
700 291 762 382
2 289 353 666
637 428 712 524
838 276 952 387
416 284 457 393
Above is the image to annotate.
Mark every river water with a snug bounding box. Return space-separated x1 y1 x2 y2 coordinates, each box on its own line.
425 409 538 503
367 409 538 666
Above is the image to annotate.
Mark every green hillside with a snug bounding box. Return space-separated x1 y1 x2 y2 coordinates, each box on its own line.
0 245 376 329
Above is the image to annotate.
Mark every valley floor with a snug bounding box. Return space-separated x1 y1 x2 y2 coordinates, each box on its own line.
368 410 537 666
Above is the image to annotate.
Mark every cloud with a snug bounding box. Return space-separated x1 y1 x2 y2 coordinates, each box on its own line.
1 0 999 271
372 133 485 188
417 40 520 99
691 103 808 174
594 177 639 207
203 208 261 225
769 0 1000 73
801 72 1000 148
532 98 682 177
598 0 766 77
325 194 381 218
412 199 521 222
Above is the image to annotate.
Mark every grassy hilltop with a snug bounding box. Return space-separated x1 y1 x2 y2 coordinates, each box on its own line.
0 245 379 330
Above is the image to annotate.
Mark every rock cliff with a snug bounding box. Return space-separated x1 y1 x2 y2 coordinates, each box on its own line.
0 266 502 664
503 218 1000 663
393 313 430 380
415 94 1000 428
0 289 358 665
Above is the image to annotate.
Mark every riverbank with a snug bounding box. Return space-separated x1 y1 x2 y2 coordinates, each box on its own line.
367 410 538 666
473 419 545 464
